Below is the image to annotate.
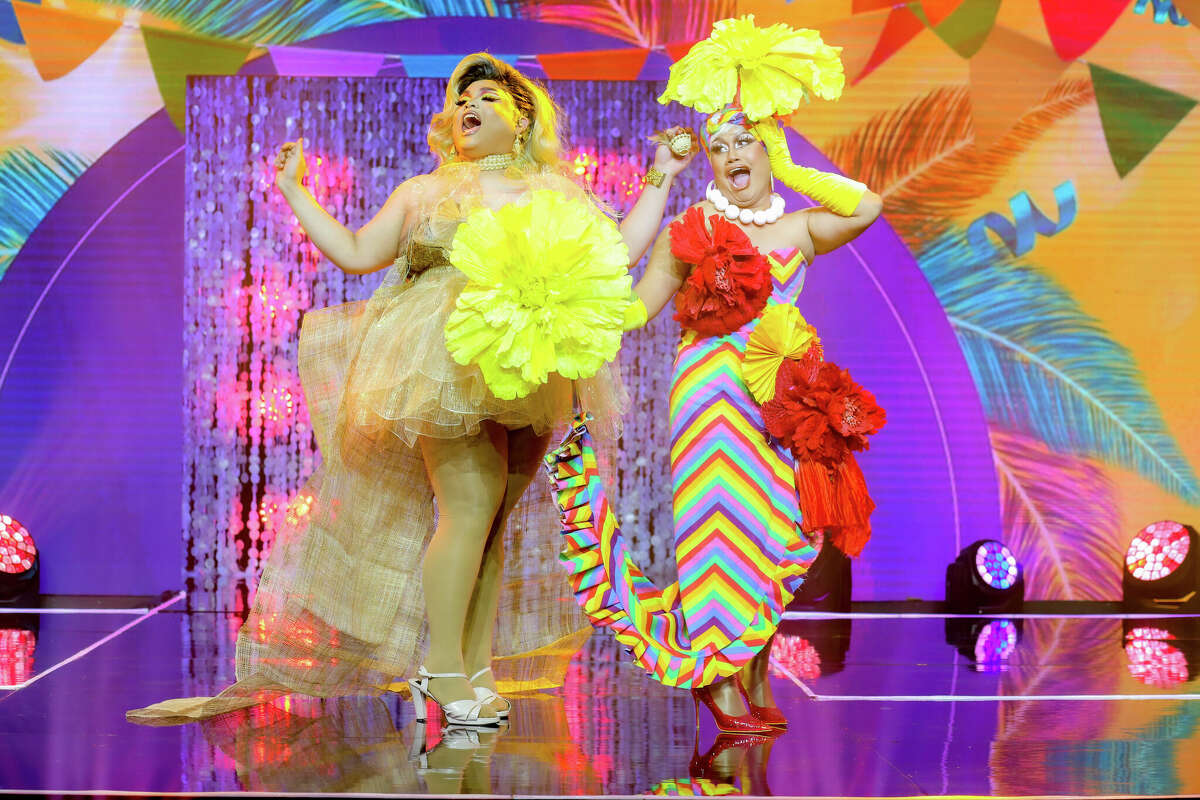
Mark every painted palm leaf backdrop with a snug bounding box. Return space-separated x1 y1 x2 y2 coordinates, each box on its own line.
918 232 1200 507
97 0 515 44
0 147 91 282
821 77 1199 596
824 79 1095 249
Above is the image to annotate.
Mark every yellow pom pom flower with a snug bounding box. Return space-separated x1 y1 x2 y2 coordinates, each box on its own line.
742 303 819 405
444 189 632 401
659 15 845 121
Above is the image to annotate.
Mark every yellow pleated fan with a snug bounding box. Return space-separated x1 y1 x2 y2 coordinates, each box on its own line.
445 189 632 401
658 15 845 122
742 304 819 404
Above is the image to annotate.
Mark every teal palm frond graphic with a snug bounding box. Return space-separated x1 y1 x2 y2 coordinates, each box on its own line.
919 231 1200 504
103 0 514 45
0 147 92 282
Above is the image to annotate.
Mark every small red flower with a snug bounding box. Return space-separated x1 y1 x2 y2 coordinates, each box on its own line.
669 207 771 336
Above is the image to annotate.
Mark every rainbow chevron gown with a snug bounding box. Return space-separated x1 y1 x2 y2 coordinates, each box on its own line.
545 247 819 688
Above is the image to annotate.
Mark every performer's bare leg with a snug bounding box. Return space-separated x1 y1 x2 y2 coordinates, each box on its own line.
706 675 750 716
419 423 509 712
738 635 777 709
462 426 553 705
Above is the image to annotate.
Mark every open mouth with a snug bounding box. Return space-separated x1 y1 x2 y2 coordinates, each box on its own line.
727 165 751 190
461 111 482 135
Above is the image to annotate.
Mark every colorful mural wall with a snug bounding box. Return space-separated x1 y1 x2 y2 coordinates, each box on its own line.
0 0 1197 606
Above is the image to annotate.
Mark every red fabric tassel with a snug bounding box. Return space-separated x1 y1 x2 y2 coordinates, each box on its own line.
795 456 876 558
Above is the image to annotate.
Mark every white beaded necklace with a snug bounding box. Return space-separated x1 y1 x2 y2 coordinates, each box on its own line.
706 180 785 225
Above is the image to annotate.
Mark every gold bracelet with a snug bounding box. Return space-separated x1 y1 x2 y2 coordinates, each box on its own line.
644 167 666 188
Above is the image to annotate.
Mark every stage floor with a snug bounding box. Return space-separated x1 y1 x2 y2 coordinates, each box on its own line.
1 596 1199 797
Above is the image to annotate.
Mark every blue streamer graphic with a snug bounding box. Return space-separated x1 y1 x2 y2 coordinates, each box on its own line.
968 180 1077 260
1133 0 1190 26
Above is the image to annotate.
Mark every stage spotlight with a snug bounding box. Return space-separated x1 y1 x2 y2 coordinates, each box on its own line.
0 515 38 604
0 614 37 688
1122 520 1200 612
945 539 1024 613
786 539 851 612
1121 619 1200 689
945 617 1023 672
771 618 853 680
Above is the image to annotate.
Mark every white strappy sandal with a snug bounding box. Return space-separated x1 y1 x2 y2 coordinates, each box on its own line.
408 666 500 727
469 666 511 719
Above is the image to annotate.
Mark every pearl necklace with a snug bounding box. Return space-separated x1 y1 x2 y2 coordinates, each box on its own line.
478 152 515 171
706 181 785 225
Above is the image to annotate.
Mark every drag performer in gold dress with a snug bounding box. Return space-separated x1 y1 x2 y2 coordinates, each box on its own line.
129 53 694 726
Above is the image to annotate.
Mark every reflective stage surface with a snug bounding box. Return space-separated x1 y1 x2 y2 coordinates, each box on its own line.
2 603 1199 797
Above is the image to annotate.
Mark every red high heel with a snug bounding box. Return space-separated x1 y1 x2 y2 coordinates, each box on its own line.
691 684 773 734
736 675 788 728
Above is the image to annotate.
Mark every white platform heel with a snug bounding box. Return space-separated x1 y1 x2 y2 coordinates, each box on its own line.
408 666 500 727
469 666 511 720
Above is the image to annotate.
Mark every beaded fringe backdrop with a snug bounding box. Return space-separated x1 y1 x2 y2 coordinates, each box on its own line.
184 76 704 619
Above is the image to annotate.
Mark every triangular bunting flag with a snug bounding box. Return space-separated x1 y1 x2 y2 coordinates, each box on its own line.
664 40 700 63
1172 0 1200 22
12 1 121 81
538 48 650 81
731 0 854 28
1090 62 1198 178
968 26 1067 148
1040 0 1127 61
820 9 895 84
853 0 899 12
268 46 385 76
142 27 251 132
513 56 546 79
0 0 26 44
637 51 673 81
854 6 925 85
920 0 966 26
915 0 1001 58
399 54 519 78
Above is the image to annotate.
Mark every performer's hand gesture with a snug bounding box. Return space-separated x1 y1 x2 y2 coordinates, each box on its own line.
274 139 309 189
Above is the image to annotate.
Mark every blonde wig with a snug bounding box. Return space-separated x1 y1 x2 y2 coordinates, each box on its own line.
428 53 566 171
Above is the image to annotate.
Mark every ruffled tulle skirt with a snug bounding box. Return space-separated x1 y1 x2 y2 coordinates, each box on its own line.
128 263 626 725
328 264 625 446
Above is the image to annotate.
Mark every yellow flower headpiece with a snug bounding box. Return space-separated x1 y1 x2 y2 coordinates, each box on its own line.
742 304 819 405
658 15 845 122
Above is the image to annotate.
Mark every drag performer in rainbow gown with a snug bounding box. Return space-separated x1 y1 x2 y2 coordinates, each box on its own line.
546 17 887 733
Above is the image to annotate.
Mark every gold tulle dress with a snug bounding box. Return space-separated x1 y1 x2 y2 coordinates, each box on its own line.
129 161 627 725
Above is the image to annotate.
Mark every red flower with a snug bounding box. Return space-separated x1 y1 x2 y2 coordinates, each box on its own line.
669 207 771 336
829 376 887 453
762 349 886 466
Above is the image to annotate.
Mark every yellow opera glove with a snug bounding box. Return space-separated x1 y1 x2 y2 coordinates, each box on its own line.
622 295 648 330
754 121 867 217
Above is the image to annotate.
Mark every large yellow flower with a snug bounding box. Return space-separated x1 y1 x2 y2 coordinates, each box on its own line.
658 15 845 121
445 189 631 400
742 303 819 404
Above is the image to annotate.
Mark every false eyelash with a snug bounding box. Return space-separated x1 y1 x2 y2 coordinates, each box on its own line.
456 96 498 107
